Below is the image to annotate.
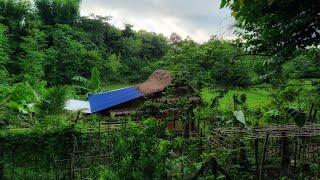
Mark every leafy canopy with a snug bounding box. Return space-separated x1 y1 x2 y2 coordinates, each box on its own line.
35 0 81 25
221 0 320 57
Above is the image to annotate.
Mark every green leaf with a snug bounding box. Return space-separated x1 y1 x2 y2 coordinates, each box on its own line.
262 109 281 123
194 162 203 171
233 110 246 125
72 76 89 83
220 0 227 8
287 108 306 127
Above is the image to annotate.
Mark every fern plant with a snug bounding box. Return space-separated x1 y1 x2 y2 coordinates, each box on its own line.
36 86 68 118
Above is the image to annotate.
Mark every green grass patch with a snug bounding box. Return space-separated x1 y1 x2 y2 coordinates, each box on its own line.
201 88 273 111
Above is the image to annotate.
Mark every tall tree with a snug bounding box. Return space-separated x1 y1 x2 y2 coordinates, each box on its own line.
122 24 134 38
19 29 46 85
169 32 182 45
35 0 81 25
0 23 9 82
0 0 32 73
79 15 111 52
44 25 101 85
221 0 320 58
0 0 31 34
136 30 168 60
90 67 101 91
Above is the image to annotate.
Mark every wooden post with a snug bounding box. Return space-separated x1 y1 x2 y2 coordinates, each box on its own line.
97 118 101 175
70 152 74 180
173 111 176 132
209 158 218 177
184 119 190 139
197 120 200 132
0 162 3 180
294 137 298 168
233 96 237 111
297 138 303 163
308 103 314 122
312 109 318 123
255 139 259 174
70 133 78 180
280 132 289 177
75 136 83 179
259 134 269 180
191 120 195 132
108 119 110 134
239 141 249 169
10 150 14 180
75 111 81 124
281 132 290 167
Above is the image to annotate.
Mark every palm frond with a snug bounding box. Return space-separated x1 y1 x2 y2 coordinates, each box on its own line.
36 86 68 117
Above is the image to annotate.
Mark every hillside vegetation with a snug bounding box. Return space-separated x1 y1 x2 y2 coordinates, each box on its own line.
0 0 320 179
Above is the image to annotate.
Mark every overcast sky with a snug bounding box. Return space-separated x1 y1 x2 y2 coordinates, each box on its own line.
80 0 235 43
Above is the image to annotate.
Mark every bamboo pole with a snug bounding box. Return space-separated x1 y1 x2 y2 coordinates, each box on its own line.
259 134 269 180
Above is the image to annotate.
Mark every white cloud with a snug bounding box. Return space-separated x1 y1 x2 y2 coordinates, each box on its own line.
80 0 236 42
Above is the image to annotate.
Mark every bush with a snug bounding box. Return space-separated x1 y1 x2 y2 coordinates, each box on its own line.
283 49 320 79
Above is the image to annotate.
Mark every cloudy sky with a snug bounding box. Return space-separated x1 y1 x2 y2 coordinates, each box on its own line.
80 0 235 43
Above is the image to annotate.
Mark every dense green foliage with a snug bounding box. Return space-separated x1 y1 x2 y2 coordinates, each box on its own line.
35 0 81 25
1 0 320 179
220 0 320 56
160 38 253 87
0 0 169 86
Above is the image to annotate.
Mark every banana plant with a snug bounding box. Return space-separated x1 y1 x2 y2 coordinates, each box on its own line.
72 67 101 95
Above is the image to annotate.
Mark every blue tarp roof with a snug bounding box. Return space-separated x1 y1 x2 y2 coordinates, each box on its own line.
88 87 144 113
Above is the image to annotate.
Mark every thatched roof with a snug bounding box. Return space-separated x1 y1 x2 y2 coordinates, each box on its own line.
135 69 172 96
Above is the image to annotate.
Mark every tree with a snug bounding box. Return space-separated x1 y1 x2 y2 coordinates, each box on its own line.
19 29 46 85
0 24 9 82
90 67 101 91
79 15 112 50
136 30 168 60
122 24 134 38
169 32 182 45
44 25 101 85
104 25 122 52
106 54 121 74
162 38 251 88
0 0 31 34
282 48 320 79
35 0 81 25
0 0 32 73
220 0 320 58
34 0 55 25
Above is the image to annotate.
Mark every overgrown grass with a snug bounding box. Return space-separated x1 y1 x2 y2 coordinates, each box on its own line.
200 88 273 111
